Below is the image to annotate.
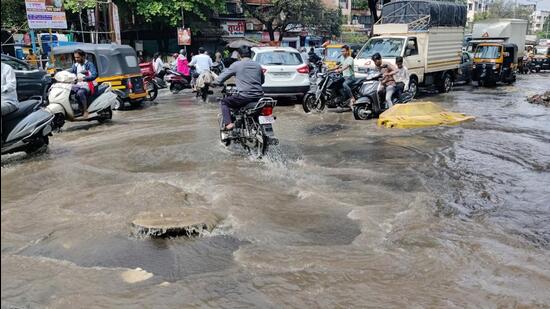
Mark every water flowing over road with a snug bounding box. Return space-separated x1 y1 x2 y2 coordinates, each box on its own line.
2 74 550 308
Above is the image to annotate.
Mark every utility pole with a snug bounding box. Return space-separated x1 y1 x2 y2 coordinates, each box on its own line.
181 8 186 53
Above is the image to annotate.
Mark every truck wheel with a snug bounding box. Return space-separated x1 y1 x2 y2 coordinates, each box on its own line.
408 78 418 98
438 73 452 93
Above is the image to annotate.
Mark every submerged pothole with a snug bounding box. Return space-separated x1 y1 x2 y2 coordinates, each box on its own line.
19 233 241 281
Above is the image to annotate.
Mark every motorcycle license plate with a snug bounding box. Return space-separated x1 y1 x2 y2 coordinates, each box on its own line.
258 116 275 124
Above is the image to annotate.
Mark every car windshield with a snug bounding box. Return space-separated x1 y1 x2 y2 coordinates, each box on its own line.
357 38 404 59
256 51 303 65
474 45 501 59
325 48 342 61
535 47 548 55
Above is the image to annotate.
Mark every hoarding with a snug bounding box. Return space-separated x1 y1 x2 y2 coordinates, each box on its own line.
25 0 67 29
177 28 191 46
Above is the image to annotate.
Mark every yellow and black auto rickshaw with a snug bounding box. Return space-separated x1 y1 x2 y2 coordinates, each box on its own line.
532 45 550 72
323 44 344 70
51 44 147 109
472 42 518 86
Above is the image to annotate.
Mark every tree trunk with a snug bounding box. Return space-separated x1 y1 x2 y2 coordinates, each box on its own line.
266 22 275 42
369 0 379 23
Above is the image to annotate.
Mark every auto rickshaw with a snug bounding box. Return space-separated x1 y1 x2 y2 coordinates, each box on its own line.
472 43 517 86
50 43 147 109
532 45 550 72
323 44 344 70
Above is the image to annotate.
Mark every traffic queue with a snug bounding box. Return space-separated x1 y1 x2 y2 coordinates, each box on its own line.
2 1 549 158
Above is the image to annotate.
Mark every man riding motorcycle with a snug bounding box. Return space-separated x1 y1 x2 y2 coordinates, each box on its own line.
334 45 356 105
189 47 213 90
213 46 265 131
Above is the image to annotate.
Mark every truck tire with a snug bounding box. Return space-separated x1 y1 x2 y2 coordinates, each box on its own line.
408 77 418 98
438 72 452 93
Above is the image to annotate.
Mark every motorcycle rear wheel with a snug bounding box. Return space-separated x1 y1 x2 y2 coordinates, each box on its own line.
170 83 182 94
146 83 158 101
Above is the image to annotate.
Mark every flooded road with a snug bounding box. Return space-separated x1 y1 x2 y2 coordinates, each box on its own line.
2 74 550 308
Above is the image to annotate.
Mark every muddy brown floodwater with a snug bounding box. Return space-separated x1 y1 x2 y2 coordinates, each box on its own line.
2 74 550 308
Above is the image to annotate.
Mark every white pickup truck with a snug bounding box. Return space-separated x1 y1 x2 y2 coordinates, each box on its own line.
354 1 467 96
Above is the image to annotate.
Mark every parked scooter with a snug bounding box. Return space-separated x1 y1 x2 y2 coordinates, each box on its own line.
1 97 54 155
302 71 364 113
352 70 414 120
46 71 117 130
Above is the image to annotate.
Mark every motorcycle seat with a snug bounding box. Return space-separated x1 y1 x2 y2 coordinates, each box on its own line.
2 99 41 122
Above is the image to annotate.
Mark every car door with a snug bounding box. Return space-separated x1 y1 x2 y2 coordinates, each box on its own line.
459 52 472 82
404 37 424 82
2 57 46 101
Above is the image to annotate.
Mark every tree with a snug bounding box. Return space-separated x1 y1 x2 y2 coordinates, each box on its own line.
241 0 341 42
1 0 27 29
62 0 226 26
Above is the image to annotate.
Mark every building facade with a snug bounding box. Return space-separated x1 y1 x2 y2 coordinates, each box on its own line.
467 0 490 22
531 10 550 34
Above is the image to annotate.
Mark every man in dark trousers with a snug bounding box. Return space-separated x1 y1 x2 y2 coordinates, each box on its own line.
214 46 264 131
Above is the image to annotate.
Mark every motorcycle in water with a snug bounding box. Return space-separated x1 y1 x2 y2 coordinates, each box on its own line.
1 97 54 155
195 69 218 103
46 71 117 130
218 86 279 158
139 62 167 101
352 70 414 120
302 71 364 113
166 67 191 94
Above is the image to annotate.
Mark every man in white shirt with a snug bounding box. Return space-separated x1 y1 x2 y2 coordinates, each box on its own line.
393 56 409 98
1 62 18 115
189 47 213 75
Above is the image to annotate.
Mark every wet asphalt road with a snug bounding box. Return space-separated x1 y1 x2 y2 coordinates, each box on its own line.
2 73 550 308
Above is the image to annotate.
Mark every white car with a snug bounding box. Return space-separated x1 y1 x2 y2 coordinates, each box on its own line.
251 47 310 99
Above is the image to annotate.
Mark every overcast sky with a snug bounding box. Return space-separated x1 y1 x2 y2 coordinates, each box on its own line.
518 0 550 11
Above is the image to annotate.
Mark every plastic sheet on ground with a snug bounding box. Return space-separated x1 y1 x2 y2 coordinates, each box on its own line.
377 102 475 129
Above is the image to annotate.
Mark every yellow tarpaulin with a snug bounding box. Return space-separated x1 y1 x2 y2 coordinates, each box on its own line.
377 102 475 129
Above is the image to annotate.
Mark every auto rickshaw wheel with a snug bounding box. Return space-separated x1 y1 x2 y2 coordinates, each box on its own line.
113 97 125 110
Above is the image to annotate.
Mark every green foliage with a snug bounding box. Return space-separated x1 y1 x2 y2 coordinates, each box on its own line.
241 0 342 40
474 0 534 21
352 0 369 10
341 32 369 44
1 0 28 29
62 0 226 26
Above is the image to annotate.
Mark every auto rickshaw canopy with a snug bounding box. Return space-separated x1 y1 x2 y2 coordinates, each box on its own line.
51 43 141 77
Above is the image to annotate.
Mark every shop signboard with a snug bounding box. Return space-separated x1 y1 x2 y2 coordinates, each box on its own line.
25 0 67 29
221 20 246 37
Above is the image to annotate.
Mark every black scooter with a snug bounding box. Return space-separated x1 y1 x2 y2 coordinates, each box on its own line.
1 97 54 155
353 71 413 120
